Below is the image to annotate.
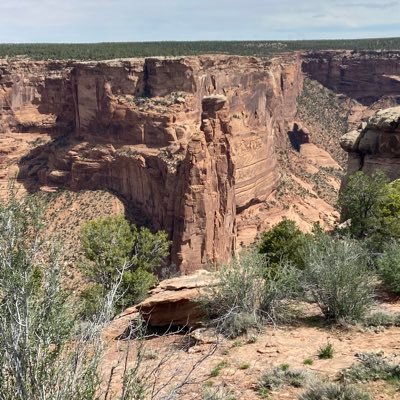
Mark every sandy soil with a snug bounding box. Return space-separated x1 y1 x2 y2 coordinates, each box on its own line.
101 300 400 400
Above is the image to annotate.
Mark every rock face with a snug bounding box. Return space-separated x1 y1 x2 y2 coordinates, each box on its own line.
341 106 400 180
303 51 400 106
1 55 303 273
137 270 216 327
0 59 75 132
3 51 400 273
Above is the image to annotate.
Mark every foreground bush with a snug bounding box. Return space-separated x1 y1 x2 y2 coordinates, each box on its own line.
205 251 265 337
0 195 113 399
299 382 372 400
363 311 400 327
205 251 301 337
0 194 218 399
341 352 400 384
378 241 400 294
302 233 376 322
80 215 170 313
258 365 311 392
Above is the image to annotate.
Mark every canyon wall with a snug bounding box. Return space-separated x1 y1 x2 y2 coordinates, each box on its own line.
2 51 400 272
1 55 302 273
302 51 400 106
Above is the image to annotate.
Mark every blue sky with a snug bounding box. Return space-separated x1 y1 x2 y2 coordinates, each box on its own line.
1 0 399 43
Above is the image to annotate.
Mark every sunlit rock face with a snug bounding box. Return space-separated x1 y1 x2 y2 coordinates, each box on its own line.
7 51 400 273
341 106 400 182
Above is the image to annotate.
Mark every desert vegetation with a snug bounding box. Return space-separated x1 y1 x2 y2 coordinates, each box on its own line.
1 38 400 60
80 215 170 316
201 170 400 398
2 169 400 399
0 193 221 399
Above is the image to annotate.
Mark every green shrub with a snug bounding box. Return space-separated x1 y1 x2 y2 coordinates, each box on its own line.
363 311 400 327
119 268 157 309
339 170 389 241
378 241 400 294
318 343 334 359
258 365 310 392
341 352 400 384
80 215 134 287
205 251 301 337
261 260 302 323
205 251 266 337
258 219 308 271
80 215 170 314
301 233 376 322
299 382 372 400
338 172 400 249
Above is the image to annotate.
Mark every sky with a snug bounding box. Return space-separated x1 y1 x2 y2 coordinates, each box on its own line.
1 0 399 43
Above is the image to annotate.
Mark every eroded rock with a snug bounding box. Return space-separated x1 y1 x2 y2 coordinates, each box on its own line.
341 106 400 180
138 270 216 328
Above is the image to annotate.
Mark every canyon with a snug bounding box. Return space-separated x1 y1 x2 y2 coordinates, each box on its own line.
1 51 400 273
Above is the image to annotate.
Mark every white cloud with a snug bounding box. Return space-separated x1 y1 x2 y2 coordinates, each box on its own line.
0 0 399 42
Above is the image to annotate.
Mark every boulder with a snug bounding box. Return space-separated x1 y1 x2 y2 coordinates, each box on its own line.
137 270 217 328
366 106 400 131
340 130 362 152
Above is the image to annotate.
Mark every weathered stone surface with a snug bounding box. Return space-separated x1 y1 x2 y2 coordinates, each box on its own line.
341 106 400 180
366 106 400 131
3 52 400 273
299 143 340 169
137 270 216 327
340 130 362 152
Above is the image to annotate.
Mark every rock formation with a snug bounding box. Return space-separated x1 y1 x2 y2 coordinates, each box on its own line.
2 51 400 273
137 270 216 328
302 51 400 106
1 55 304 273
341 106 400 180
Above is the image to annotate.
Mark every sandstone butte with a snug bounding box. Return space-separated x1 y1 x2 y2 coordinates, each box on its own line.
1 50 400 274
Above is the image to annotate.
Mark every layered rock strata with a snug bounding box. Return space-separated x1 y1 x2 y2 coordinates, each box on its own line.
3 51 400 272
302 51 400 106
1 55 302 273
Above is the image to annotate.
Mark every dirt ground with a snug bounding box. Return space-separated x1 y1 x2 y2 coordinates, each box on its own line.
101 298 400 400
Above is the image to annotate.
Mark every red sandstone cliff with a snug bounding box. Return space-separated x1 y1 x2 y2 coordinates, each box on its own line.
1 51 400 272
1 55 304 273
302 51 400 106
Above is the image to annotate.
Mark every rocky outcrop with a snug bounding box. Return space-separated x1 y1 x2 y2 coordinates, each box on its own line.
303 51 400 106
341 106 400 180
137 270 216 327
0 59 75 132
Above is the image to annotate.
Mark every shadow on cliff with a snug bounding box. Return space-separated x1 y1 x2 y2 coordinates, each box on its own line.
288 123 309 151
16 135 154 230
